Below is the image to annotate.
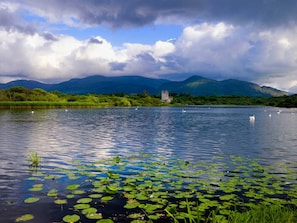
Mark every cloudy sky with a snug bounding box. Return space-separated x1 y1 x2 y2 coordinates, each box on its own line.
1 0 297 92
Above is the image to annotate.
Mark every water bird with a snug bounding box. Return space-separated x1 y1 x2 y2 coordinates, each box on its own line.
249 115 255 122
31 110 34 114
65 109 68 112
269 113 272 117
182 108 186 113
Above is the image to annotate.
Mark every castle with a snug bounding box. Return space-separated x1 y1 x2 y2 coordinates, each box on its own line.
161 90 173 103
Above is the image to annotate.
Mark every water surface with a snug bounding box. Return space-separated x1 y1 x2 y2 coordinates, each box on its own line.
1 106 297 222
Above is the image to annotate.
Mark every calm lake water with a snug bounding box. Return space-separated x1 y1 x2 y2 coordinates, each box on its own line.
1 106 297 222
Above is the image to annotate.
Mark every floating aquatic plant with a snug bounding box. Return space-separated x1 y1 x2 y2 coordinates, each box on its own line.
62 214 80 223
15 214 34 222
24 197 40 204
20 154 297 222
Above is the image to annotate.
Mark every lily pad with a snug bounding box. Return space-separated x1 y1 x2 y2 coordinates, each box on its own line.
74 203 90 209
66 184 80 190
44 175 56 180
15 214 34 222
124 199 140 209
47 189 58 197
66 194 75 199
86 213 103 220
63 214 80 223
96 219 114 223
101 196 113 202
24 197 40 204
135 194 148 201
72 190 85 195
77 197 92 203
54 199 67 205
82 207 97 215
89 193 102 198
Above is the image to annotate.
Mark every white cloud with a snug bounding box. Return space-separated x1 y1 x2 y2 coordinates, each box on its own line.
1 19 297 91
170 23 297 91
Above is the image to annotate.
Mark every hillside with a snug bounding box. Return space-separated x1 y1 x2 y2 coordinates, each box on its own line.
160 76 287 97
0 75 287 97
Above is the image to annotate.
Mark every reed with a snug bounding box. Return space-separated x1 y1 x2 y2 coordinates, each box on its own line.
166 200 297 223
228 205 297 223
28 152 40 168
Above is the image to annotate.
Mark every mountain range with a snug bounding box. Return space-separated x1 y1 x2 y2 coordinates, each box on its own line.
0 75 288 97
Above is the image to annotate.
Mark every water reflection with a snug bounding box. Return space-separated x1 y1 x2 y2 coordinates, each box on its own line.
1 106 297 202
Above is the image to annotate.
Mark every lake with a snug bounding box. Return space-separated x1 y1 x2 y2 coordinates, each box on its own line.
1 106 297 222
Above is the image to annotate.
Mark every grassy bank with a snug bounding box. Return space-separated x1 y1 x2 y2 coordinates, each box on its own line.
0 101 110 109
2 86 297 108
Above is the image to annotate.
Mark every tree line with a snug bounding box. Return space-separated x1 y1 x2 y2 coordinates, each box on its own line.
1 86 297 108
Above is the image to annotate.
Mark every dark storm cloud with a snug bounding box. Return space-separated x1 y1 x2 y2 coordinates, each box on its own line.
0 6 57 41
0 7 37 34
18 0 297 28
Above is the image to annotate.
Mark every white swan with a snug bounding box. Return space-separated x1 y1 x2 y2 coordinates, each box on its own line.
249 115 255 122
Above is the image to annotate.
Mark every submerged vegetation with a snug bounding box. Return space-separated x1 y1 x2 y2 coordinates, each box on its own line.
1 86 297 108
11 153 297 222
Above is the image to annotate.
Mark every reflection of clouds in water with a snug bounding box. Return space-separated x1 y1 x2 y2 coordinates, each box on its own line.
2 107 297 173
256 107 297 166
24 110 116 166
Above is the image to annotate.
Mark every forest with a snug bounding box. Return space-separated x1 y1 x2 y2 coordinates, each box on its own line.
1 86 297 108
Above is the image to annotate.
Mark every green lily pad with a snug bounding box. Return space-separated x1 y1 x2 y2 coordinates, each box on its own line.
29 183 43 191
44 175 56 180
72 190 85 195
219 194 237 201
28 187 43 192
113 156 121 163
96 219 114 223
124 199 140 209
128 213 143 219
47 189 58 197
86 213 103 219
15 214 34 222
101 196 113 202
66 194 75 199
54 199 67 205
89 193 102 198
77 197 92 203
135 194 148 201
24 197 40 204
82 207 97 215
74 203 90 209
148 214 160 220
63 214 80 223
107 171 120 179
105 185 119 194
66 184 80 190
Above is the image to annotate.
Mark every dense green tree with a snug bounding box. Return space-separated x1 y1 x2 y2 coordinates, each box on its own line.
1 86 297 108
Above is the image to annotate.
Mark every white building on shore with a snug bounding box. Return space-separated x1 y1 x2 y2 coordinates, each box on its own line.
161 90 173 103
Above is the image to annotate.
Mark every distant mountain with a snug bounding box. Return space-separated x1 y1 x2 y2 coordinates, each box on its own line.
0 80 52 90
160 76 287 97
47 75 169 94
0 75 288 97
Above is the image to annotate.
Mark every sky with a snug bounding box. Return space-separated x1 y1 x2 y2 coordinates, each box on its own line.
1 0 297 92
